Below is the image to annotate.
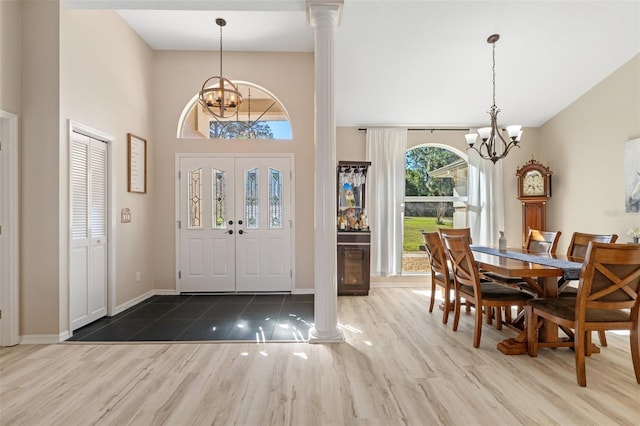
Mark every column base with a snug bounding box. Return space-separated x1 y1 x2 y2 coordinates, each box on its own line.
308 326 345 344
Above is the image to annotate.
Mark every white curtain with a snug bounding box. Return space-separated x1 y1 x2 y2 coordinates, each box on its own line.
366 128 408 276
467 149 505 246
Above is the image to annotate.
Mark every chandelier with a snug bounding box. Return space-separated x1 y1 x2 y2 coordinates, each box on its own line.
199 18 243 119
465 34 522 163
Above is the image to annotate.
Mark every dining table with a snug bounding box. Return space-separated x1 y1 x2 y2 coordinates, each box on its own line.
470 246 586 355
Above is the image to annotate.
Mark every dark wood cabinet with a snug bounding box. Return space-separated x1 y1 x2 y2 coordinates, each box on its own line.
337 232 371 295
337 161 371 295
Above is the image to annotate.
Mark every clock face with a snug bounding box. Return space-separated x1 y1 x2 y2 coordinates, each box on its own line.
522 170 545 196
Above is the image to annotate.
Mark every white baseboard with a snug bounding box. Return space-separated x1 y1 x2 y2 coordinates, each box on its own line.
370 274 429 288
112 288 178 316
20 334 65 345
370 281 429 288
292 288 315 295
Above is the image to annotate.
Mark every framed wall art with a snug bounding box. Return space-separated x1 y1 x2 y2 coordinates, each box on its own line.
128 133 147 193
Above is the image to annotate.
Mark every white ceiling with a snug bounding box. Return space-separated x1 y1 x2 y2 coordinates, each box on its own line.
66 0 640 128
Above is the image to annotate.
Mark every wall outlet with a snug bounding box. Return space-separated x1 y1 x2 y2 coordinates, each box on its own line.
136 272 141 282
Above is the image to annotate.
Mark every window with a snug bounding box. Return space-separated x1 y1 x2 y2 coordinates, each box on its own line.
403 145 468 274
177 82 292 140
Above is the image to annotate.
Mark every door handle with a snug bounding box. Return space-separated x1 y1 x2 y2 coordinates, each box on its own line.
238 230 245 235
238 220 243 225
227 229 234 235
228 220 234 225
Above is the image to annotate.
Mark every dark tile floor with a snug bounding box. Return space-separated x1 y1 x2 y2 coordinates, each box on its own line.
67 294 314 342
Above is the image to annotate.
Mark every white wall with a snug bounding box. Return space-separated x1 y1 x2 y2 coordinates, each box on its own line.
538 53 640 252
19 1 62 336
12 2 156 338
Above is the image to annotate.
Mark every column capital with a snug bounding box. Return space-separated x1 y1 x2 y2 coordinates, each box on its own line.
307 0 343 27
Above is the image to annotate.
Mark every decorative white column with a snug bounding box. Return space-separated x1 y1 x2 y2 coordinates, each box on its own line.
308 1 344 343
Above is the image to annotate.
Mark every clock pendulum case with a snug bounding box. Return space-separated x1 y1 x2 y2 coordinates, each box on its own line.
516 159 552 247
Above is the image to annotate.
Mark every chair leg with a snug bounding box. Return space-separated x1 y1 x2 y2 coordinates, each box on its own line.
453 292 461 332
526 306 539 357
486 307 493 325
429 281 436 313
575 327 587 387
598 330 608 346
442 286 450 325
504 306 512 324
473 303 483 348
495 307 503 330
631 320 640 384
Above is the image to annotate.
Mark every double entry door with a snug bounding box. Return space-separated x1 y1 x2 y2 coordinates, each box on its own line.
179 156 292 293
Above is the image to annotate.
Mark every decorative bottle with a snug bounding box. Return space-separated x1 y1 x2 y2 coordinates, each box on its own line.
498 231 507 252
360 209 368 230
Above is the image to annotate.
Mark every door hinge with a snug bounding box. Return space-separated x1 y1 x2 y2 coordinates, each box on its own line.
177 221 181 229
178 170 181 179
178 270 181 279
290 270 292 278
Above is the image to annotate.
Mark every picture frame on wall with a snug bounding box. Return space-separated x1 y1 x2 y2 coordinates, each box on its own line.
128 133 147 194
625 137 640 213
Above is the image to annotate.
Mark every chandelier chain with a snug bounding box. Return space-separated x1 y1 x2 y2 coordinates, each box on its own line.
219 25 224 78
492 40 496 107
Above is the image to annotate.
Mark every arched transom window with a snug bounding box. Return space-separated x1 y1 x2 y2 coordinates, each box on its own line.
177 81 292 140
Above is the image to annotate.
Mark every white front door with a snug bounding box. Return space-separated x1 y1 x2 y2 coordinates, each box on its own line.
179 157 236 292
179 155 292 293
70 132 108 330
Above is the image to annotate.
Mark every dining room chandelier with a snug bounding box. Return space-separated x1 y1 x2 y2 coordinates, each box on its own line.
465 34 522 163
199 18 243 119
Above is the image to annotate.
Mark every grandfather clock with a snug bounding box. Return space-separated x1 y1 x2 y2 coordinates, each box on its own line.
516 159 552 247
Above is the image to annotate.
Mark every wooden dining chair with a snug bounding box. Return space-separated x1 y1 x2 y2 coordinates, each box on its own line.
559 232 618 346
442 234 534 348
526 242 640 387
422 231 454 324
524 229 562 254
566 232 619 261
439 227 472 244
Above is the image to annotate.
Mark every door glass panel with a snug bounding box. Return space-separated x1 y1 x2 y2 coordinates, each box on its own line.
212 168 227 229
245 168 259 228
269 168 283 229
188 168 203 229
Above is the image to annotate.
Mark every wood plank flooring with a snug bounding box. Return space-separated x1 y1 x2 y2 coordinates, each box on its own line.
1 287 639 425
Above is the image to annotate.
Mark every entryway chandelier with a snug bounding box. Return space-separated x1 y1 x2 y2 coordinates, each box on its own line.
199 18 243 119
465 34 522 163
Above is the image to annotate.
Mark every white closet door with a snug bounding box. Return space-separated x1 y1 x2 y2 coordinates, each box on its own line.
70 132 107 330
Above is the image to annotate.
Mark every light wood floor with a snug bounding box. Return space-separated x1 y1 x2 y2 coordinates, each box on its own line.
1 287 639 426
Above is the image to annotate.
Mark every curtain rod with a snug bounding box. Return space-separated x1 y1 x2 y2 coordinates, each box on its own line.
357 128 470 132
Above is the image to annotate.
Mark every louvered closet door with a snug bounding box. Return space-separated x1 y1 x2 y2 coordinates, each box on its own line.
70 132 108 330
